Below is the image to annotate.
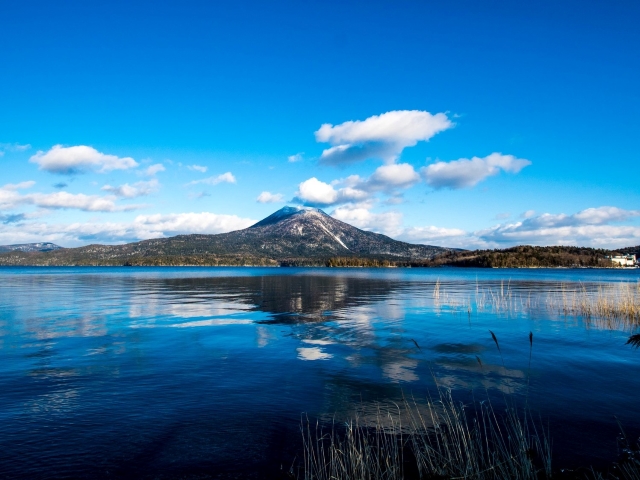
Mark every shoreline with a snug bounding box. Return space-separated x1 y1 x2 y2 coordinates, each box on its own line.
0 264 638 269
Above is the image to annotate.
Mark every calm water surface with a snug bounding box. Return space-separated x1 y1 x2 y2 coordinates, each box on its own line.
0 267 639 478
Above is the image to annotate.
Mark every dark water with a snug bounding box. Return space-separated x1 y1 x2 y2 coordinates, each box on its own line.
0 267 639 478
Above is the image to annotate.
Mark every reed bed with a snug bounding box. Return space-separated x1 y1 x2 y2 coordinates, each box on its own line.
297 285 640 479
431 280 640 331
298 322 640 479
300 390 552 480
548 282 640 329
298 290 640 480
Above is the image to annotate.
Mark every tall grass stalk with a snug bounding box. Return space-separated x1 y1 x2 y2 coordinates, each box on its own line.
555 282 640 328
300 390 551 480
435 281 640 330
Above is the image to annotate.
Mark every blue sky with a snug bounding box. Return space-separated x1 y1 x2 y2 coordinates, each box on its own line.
1 0 639 249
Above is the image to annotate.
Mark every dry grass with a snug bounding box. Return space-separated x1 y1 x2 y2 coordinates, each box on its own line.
297 285 640 479
548 282 640 330
301 406 404 480
408 391 551 480
300 390 551 480
432 280 640 331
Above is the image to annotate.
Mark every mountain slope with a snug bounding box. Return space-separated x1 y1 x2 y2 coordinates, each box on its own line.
0 242 62 253
0 207 450 266
226 206 445 259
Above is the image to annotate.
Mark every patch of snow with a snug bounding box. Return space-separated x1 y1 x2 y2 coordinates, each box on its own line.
316 220 350 250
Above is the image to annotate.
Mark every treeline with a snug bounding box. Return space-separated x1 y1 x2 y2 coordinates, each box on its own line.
618 245 640 257
120 255 279 266
421 245 616 268
1 245 635 268
326 257 397 267
0 252 278 267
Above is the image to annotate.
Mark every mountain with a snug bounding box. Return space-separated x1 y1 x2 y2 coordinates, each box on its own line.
0 242 62 253
0 207 451 266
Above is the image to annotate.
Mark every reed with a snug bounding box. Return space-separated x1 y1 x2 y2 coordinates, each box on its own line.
408 390 551 480
300 389 551 480
301 406 404 480
298 324 639 479
626 334 640 349
433 281 640 330
546 281 640 330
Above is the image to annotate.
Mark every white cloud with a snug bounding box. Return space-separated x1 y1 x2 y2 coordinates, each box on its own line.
331 205 403 237
295 163 419 207
0 181 35 210
368 163 420 189
30 145 138 175
422 153 531 189
573 206 638 225
394 206 640 249
256 191 285 203
316 110 453 165
132 212 253 236
0 143 31 152
0 188 22 210
398 225 474 248
101 179 159 198
187 164 208 173
288 153 304 163
28 192 142 212
0 181 143 213
295 178 339 205
186 172 236 186
476 206 640 247
0 212 256 246
2 181 36 191
505 206 640 231
144 164 166 176
334 186 370 202
478 225 640 248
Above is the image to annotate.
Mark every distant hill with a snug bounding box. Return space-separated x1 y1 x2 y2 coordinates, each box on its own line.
420 245 631 268
0 242 62 253
0 207 450 266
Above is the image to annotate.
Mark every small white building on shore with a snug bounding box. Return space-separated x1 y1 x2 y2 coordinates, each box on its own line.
606 254 637 266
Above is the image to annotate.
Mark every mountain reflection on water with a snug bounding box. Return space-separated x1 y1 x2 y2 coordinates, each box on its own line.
144 274 404 323
0 267 639 478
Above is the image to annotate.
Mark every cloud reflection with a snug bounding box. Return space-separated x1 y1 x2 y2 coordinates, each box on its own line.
382 359 419 382
131 319 253 328
302 339 334 345
297 347 333 361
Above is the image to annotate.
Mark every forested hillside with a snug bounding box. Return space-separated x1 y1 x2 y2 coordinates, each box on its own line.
420 245 622 268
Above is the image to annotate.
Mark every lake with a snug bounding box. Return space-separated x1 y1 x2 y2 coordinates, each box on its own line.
0 267 638 479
